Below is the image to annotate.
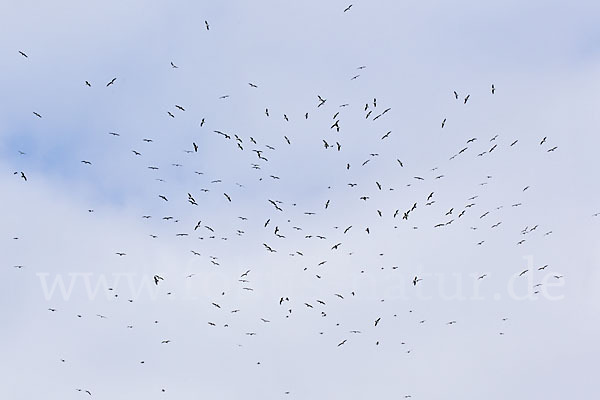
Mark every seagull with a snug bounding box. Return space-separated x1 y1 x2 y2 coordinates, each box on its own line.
317 95 326 107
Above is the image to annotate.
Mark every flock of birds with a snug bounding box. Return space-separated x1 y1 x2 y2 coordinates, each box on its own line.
6 8 587 399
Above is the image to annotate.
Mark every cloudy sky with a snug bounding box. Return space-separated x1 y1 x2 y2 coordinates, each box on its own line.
2 1 600 399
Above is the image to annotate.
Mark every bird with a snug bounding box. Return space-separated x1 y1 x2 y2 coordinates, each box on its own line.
33 111 42 118
154 275 164 285
491 84 495 94
413 276 422 286
170 61 178 68
18 50 28 58
344 4 353 12
464 94 470 104
106 77 117 87
85 80 91 87
441 118 446 128
205 20 210 30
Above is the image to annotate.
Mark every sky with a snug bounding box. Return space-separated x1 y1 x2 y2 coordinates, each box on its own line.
1 0 600 399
